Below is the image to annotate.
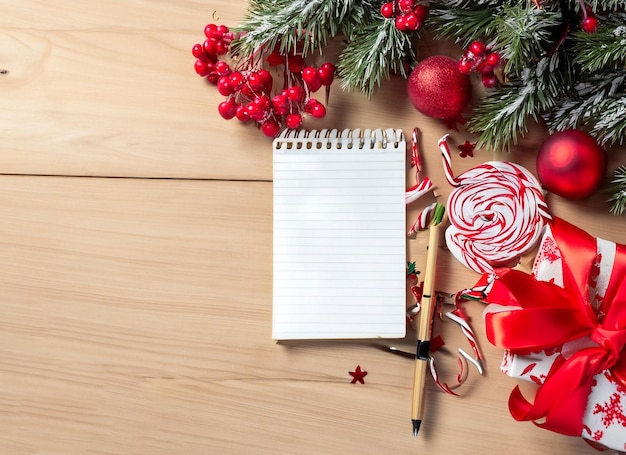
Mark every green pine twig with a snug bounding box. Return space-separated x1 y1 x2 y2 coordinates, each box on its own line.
570 13 626 73
544 72 626 146
229 0 360 60
607 165 626 215
338 17 417 98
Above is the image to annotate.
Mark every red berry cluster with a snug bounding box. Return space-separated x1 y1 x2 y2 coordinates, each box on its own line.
192 24 234 82
380 0 429 32
193 24 335 137
458 41 501 88
581 4 599 33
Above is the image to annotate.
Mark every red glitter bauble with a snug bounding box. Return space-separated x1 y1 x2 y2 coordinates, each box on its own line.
407 56 472 120
536 129 607 200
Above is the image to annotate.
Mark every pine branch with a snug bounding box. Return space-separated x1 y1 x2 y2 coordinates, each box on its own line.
429 0 509 9
338 17 417 98
570 14 626 72
544 72 626 146
230 0 371 59
492 4 563 75
586 0 626 10
428 4 498 47
607 165 626 215
468 52 573 150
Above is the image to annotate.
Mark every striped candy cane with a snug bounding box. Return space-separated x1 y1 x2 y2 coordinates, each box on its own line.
406 128 435 204
408 202 438 236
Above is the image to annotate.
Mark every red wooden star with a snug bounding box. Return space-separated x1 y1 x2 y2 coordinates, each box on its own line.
458 140 476 157
349 365 368 384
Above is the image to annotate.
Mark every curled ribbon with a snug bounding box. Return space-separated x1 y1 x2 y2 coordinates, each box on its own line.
483 218 626 436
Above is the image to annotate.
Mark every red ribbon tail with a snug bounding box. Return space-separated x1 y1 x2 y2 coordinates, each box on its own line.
508 386 536 422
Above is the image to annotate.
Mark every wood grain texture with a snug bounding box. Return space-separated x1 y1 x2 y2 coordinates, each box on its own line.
2 1 626 454
0 178 606 455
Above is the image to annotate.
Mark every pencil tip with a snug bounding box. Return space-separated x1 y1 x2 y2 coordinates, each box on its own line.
412 419 421 436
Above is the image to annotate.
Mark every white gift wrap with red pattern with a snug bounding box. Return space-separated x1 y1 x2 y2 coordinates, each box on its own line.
500 225 626 451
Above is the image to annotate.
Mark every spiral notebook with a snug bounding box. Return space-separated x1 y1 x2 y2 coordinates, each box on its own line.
272 128 407 340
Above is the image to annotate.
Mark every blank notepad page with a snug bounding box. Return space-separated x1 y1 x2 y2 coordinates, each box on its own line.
272 129 406 340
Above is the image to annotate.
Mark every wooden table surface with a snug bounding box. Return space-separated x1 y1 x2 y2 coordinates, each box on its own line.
2 2 625 454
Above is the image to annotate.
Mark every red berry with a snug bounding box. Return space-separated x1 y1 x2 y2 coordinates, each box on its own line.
581 16 599 33
253 95 270 110
272 94 289 115
485 52 501 66
206 72 219 85
215 40 229 56
381 2 395 18
398 0 414 13
395 14 408 31
236 105 251 122
481 73 497 88
247 72 266 92
469 41 487 56
272 104 289 116
204 24 218 39
218 99 238 119
194 59 212 77
458 59 473 75
414 4 429 21
476 61 494 75
404 12 420 30
246 73 263 92
245 102 262 121
287 86 305 102
240 84 254 98
286 113 302 129
272 93 288 107
303 98 317 114
301 67 319 84
257 69 273 92
192 43 205 59
262 119 281 137
317 62 335 86
229 71 245 90
203 38 218 56
216 25 229 36
217 76 234 96
214 61 231 76
308 79 323 92
310 102 326 119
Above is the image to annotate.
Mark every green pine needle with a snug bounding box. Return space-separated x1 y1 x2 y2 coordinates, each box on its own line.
338 17 416 97
608 165 626 215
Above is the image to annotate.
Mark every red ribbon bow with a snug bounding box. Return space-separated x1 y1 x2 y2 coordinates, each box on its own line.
483 218 626 436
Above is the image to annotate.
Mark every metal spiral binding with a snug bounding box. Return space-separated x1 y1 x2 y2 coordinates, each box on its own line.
273 128 404 151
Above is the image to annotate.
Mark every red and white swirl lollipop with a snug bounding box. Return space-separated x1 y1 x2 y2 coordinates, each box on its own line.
439 135 552 275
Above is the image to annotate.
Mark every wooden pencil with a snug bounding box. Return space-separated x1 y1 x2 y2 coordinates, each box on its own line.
411 204 446 436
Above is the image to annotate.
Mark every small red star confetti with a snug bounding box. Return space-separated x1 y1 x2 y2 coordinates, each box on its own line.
349 365 368 384
458 140 476 157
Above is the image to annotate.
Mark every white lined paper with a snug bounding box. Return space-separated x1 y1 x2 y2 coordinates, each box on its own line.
272 129 406 340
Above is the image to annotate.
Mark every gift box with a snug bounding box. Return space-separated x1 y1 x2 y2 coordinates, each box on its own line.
481 218 626 452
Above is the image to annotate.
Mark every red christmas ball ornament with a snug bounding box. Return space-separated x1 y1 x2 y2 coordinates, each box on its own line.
536 129 607 200
407 56 472 120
